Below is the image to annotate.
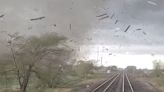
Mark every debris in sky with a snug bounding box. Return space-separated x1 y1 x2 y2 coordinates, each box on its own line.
151 53 155 56
8 40 11 44
96 13 108 17
147 1 157 6
136 28 142 30
69 24 72 31
109 53 112 55
30 16 45 21
53 24 56 27
105 48 108 51
142 31 147 35
110 14 115 19
99 15 109 20
115 20 118 24
0 14 4 18
124 25 131 32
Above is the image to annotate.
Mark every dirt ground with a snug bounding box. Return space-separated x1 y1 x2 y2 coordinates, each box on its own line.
129 75 161 92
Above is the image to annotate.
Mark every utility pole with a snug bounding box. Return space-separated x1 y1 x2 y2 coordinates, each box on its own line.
101 57 103 66
97 47 99 63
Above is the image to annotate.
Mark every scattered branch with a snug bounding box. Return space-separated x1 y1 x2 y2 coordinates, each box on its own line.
30 16 45 21
124 25 131 32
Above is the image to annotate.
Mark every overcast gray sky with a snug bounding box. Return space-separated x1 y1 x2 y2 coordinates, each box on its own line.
0 0 164 55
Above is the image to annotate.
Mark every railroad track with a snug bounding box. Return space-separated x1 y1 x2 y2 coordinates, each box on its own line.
89 72 135 92
124 73 134 92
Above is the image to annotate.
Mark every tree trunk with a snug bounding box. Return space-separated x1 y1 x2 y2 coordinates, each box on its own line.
20 65 32 92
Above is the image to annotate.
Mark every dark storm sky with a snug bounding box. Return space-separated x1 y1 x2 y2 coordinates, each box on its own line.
0 0 164 54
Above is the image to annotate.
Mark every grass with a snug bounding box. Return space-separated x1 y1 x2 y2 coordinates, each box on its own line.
0 72 109 92
150 76 164 92
142 72 164 92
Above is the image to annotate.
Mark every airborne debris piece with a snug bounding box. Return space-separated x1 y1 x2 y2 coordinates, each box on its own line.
105 48 109 51
124 25 131 32
151 53 155 56
0 14 4 18
147 1 157 6
110 14 115 19
96 13 108 17
142 31 147 35
30 16 45 21
53 24 56 27
136 28 142 30
109 53 112 55
115 20 118 24
99 15 109 20
69 24 72 31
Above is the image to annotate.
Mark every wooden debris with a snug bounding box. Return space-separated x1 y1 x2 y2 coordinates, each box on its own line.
124 25 131 32
115 20 118 24
96 13 108 17
30 16 45 21
99 15 109 20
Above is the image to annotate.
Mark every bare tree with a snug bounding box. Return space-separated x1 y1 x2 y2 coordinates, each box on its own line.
153 60 162 77
7 32 66 92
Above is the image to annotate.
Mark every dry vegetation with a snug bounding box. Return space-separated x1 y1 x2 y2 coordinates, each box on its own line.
0 32 107 92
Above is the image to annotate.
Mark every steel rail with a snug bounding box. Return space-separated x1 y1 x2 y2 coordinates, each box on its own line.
91 73 119 92
125 74 134 92
102 73 120 92
122 72 125 92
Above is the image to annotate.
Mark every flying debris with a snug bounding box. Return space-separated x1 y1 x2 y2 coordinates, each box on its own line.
105 48 109 51
69 24 72 31
115 20 118 24
109 53 112 55
147 1 157 6
136 28 142 30
99 15 109 20
124 25 131 32
110 14 115 19
151 53 155 56
53 24 56 27
142 31 147 35
96 13 109 20
30 16 45 21
96 13 108 17
0 14 4 18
